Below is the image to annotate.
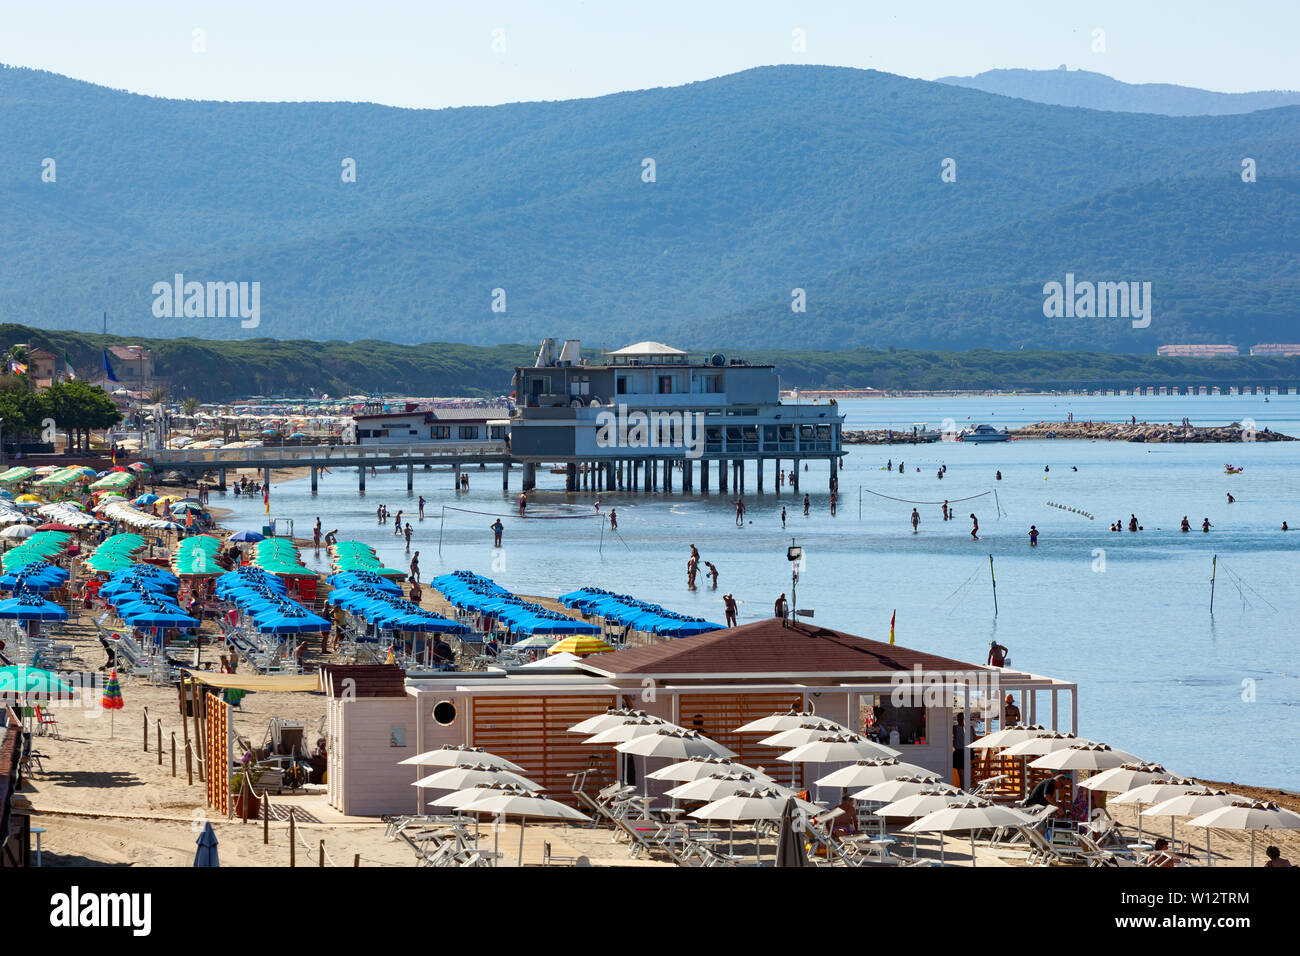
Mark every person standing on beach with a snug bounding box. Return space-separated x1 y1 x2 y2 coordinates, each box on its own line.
418 496 426 518
608 509 617 531
734 498 746 526
409 552 420 584
518 492 527 517
723 593 738 628
970 513 979 540
404 524 413 549
911 508 920 534
781 506 787 529
491 519 504 546
394 518 403 537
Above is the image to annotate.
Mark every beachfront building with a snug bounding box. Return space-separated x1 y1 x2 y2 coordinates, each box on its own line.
325 618 1078 816
352 404 510 448
508 338 845 493
1155 344 1240 358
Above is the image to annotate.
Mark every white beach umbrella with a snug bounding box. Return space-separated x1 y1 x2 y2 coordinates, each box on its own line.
813 758 936 789
666 771 794 803
646 757 772 783
969 723 1051 750
1081 763 1180 794
1107 777 1199 841
875 789 971 820
1139 789 1245 865
690 787 821 821
615 728 735 760
584 716 677 744
779 734 901 766
901 798 1033 867
734 709 824 734
398 746 527 773
0 524 35 539
411 765 543 793
567 708 655 736
758 720 851 749
851 775 954 804
458 786 590 866
1182 799 1300 867
1000 733 1102 757
1028 743 1139 772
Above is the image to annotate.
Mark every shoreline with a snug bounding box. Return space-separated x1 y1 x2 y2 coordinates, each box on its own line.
843 420 1296 444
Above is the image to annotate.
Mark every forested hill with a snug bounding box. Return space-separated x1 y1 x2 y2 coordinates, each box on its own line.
2 63 1298 352
6 324 1300 402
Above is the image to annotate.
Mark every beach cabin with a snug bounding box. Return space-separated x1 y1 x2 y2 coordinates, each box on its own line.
327 619 1077 816
352 404 509 448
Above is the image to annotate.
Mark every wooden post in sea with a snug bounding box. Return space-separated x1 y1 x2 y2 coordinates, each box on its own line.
171 733 177 777
1210 554 1218 614
319 840 325 867
989 555 998 616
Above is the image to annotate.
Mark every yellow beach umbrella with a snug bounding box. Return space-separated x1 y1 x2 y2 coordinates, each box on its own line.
548 635 614 657
15 494 44 503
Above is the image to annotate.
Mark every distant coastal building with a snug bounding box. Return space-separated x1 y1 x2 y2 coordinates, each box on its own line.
1248 343 1300 357
508 338 844 492
352 403 510 446
1156 344 1239 357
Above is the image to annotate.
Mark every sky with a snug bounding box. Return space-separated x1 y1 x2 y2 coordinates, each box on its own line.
1 0 1296 108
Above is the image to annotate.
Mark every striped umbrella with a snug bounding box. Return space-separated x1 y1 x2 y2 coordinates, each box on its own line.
102 668 124 738
547 635 613 657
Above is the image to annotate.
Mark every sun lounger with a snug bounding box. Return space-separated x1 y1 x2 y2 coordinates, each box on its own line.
1017 825 1087 866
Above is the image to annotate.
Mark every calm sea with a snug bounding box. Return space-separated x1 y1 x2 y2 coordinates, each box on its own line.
215 393 1300 790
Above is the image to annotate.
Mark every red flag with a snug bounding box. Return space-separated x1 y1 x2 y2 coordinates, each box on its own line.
889 609 896 646
263 483 270 515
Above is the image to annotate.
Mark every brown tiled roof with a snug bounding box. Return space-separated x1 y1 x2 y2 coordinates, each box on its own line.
320 664 407 698
582 617 985 678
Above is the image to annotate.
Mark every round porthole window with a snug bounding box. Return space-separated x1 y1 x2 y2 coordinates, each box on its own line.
433 701 457 726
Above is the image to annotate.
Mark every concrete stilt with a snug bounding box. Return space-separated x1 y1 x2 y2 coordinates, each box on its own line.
310 466 318 494
701 459 710 493
566 462 577 491
217 468 226 491
719 458 728 493
263 466 272 489
407 462 414 491
502 461 510 490
684 459 693 493
757 458 763 494
523 462 537 491
358 467 366 492
793 459 800 491
829 457 838 492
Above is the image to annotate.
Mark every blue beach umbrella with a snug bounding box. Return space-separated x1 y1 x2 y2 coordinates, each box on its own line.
194 821 220 868
0 594 69 621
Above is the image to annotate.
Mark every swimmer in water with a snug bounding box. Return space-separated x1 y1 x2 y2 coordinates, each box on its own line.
1202 518 1212 532
911 508 920 533
1180 516 1190 533
1028 525 1039 547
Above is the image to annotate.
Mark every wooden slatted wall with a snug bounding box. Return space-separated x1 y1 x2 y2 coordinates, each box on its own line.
204 692 230 814
471 695 617 807
676 692 807 790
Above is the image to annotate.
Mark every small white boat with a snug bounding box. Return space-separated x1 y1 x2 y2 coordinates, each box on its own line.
959 424 1011 443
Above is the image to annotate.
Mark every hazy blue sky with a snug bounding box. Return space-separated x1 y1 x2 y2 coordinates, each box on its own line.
2 0 1295 108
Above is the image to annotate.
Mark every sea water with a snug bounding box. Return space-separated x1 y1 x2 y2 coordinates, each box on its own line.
215 394 1300 789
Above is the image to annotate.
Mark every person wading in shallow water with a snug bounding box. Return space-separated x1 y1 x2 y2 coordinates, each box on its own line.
970 513 979 541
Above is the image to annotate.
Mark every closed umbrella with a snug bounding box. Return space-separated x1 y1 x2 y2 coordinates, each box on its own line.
1184 801 1300 868
775 796 809 868
102 668 123 738
193 821 219 867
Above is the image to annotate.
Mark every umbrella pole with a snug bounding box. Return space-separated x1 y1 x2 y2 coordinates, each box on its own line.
1206 829 1211 867
519 818 526 867
1251 832 1255 868
970 831 977 867
1136 803 1143 842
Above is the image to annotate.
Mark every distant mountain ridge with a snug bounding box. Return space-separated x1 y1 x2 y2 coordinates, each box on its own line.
937 68 1300 116
2 62 1298 353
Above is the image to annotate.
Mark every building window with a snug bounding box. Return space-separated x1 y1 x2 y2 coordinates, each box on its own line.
616 375 628 395
430 426 450 440
489 425 508 439
657 375 673 394
860 696 927 746
433 701 458 726
459 425 480 440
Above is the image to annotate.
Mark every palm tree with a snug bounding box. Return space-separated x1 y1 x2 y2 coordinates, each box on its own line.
149 386 168 406
181 396 199 416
